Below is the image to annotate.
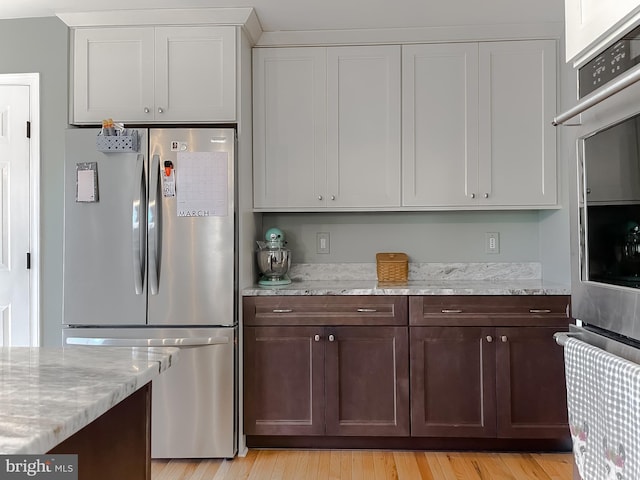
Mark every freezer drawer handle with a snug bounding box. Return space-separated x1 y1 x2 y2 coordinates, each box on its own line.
65 336 230 347
132 153 146 295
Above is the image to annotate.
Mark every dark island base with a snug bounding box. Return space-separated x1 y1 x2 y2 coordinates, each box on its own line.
247 435 572 452
49 383 151 480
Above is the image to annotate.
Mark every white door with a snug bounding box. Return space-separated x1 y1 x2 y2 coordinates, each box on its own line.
0 85 31 346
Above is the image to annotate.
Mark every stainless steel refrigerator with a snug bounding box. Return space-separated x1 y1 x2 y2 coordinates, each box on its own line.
62 127 237 459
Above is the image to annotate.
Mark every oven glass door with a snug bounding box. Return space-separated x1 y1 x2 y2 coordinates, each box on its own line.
582 111 640 288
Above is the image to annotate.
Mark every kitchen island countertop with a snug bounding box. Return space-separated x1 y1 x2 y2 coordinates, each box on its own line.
0 346 179 455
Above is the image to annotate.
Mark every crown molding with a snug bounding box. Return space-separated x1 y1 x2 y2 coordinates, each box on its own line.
56 7 263 45
255 22 563 47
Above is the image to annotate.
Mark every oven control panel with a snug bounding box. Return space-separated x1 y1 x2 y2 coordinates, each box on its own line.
579 25 640 98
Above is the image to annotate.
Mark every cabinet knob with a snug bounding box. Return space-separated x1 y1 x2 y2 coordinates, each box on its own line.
318 195 323 201
586 188 591 195
470 193 476 199
158 107 164 114
484 193 489 199
330 195 335 201
144 107 150 114
328 334 335 342
486 335 493 343
314 334 320 342
501 335 508 343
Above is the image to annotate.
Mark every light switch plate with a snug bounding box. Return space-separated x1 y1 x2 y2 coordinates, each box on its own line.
317 232 330 254
485 232 500 254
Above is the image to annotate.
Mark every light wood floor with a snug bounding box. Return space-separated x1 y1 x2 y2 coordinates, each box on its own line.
151 450 574 480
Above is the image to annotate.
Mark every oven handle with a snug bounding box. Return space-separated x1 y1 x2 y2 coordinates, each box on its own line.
553 64 640 126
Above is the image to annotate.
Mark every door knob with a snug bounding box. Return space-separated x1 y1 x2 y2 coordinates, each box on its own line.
158 107 164 114
314 334 320 342
318 195 323 201
470 193 476 199
484 193 489 198
328 334 335 342
486 336 493 343
144 107 150 113
501 335 508 343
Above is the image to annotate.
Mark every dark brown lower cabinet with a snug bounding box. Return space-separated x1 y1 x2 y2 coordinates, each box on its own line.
244 325 409 437
410 326 497 437
410 325 568 438
495 326 569 438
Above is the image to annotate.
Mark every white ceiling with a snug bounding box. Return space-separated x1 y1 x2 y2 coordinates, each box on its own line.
0 0 563 33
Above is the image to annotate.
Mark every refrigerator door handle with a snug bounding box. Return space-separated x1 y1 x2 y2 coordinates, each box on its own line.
65 336 230 347
132 153 146 295
148 154 161 295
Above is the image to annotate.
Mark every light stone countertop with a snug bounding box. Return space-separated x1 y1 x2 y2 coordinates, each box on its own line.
242 262 571 296
242 279 570 296
0 346 179 454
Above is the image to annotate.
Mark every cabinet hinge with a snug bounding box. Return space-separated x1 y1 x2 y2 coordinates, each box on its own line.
26 253 31 270
26 121 31 139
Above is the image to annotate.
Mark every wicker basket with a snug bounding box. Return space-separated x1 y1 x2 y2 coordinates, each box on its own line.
376 253 408 283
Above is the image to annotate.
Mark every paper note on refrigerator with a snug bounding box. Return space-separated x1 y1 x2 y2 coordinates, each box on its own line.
76 163 98 202
176 152 228 217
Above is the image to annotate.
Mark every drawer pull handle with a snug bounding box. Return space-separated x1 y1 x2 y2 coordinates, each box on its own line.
441 309 463 313
529 309 552 313
357 308 377 313
272 309 293 313
328 334 335 342
486 336 493 343
501 335 508 343
314 334 320 342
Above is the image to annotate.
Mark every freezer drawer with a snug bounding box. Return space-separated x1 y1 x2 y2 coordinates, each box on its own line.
63 327 237 458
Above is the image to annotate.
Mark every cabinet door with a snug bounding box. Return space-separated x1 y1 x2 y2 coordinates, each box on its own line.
478 40 557 207
155 26 236 122
402 43 479 207
326 46 401 208
325 326 409 436
253 47 327 209
73 27 155 124
243 326 325 436
410 326 497 437
495 326 569 439
565 0 640 64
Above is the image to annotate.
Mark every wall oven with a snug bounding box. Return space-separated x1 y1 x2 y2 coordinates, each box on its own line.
554 24 640 480
556 22 640 344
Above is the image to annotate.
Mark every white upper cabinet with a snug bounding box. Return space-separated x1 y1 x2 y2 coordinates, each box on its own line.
402 43 479 207
326 46 401 208
565 0 640 66
402 40 557 209
72 26 236 124
253 45 401 210
478 40 557 207
252 47 327 209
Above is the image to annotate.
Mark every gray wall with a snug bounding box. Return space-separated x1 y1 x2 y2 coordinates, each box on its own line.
0 17 69 346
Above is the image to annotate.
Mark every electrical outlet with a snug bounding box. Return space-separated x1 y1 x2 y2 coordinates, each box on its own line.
485 232 500 254
317 232 330 254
